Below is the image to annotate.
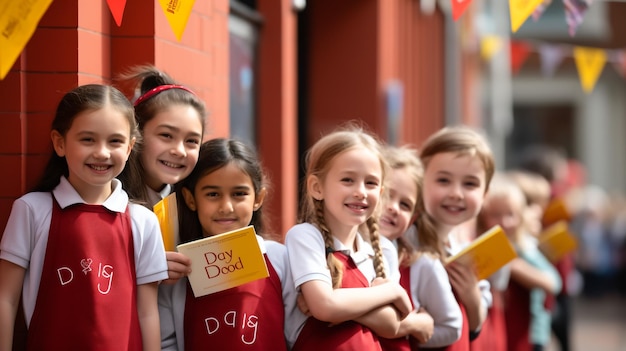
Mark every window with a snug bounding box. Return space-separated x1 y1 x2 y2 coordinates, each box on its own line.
229 5 260 145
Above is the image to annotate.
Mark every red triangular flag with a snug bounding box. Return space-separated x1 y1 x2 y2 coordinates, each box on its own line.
107 0 127 26
510 41 531 75
451 0 473 21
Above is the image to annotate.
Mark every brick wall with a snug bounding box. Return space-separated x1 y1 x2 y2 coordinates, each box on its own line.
0 0 230 231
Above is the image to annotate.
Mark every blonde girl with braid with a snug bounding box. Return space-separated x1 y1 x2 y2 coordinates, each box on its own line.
285 125 412 351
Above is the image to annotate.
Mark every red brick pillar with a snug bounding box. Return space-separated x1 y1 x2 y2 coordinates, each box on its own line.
257 0 299 239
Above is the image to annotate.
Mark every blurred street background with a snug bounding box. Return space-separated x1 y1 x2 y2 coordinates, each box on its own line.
551 294 626 351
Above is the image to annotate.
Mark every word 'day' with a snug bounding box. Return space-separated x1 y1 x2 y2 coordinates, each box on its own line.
205 250 245 278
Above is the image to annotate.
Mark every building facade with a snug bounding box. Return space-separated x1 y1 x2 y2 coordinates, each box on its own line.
0 0 470 237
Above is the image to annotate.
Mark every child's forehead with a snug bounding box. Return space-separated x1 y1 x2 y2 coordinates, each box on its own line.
71 107 132 131
428 151 482 166
333 146 380 165
425 152 487 179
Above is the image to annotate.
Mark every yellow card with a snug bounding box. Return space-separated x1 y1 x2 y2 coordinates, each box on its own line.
177 226 269 297
574 46 607 93
0 0 53 80
153 192 179 252
542 197 571 227
538 220 578 262
509 0 544 33
158 0 196 41
446 225 517 281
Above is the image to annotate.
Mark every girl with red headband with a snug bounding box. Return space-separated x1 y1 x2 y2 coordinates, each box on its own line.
118 66 208 286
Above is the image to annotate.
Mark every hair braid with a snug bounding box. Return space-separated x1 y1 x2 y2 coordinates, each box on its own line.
314 199 344 288
366 217 387 279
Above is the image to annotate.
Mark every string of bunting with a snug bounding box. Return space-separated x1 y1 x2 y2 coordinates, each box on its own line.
0 0 611 81
452 0 594 37
480 36 626 93
0 0 196 80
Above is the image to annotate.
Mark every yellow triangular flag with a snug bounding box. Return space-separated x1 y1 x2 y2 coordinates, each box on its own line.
509 0 544 33
158 0 196 41
480 35 503 61
573 46 606 93
0 0 53 80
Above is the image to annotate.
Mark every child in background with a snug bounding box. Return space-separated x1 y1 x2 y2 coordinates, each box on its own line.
159 138 298 350
378 145 461 350
0 84 168 350
285 126 413 351
480 173 561 351
471 174 538 351
506 170 551 239
517 145 573 351
117 65 207 282
408 125 495 351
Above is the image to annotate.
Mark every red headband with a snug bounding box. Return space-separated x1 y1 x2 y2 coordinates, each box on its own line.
133 84 196 106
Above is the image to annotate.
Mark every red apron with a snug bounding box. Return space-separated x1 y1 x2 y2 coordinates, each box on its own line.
379 265 411 351
504 279 531 351
424 295 469 351
27 198 141 351
184 255 287 351
292 251 382 351
470 289 507 351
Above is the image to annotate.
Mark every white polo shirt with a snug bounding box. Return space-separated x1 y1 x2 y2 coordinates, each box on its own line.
0 176 168 325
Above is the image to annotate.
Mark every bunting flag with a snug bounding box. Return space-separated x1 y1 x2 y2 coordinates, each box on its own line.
538 44 564 76
106 0 127 26
480 35 503 61
158 0 195 41
610 51 626 78
479 35 625 93
510 41 531 75
509 0 545 33
451 0 473 21
573 46 606 93
0 0 53 80
563 0 593 37
532 0 553 21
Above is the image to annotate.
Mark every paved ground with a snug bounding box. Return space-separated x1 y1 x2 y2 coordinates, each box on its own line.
548 294 626 351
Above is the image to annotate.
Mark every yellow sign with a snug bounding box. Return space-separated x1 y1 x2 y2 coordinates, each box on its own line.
509 0 544 33
153 192 179 252
158 0 196 41
538 220 578 262
177 226 269 297
0 0 53 80
574 46 606 93
542 197 571 227
446 225 517 281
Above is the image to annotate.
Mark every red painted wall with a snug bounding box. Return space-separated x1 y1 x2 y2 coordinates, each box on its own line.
305 0 445 149
0 0 230 232
256 0 299 239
